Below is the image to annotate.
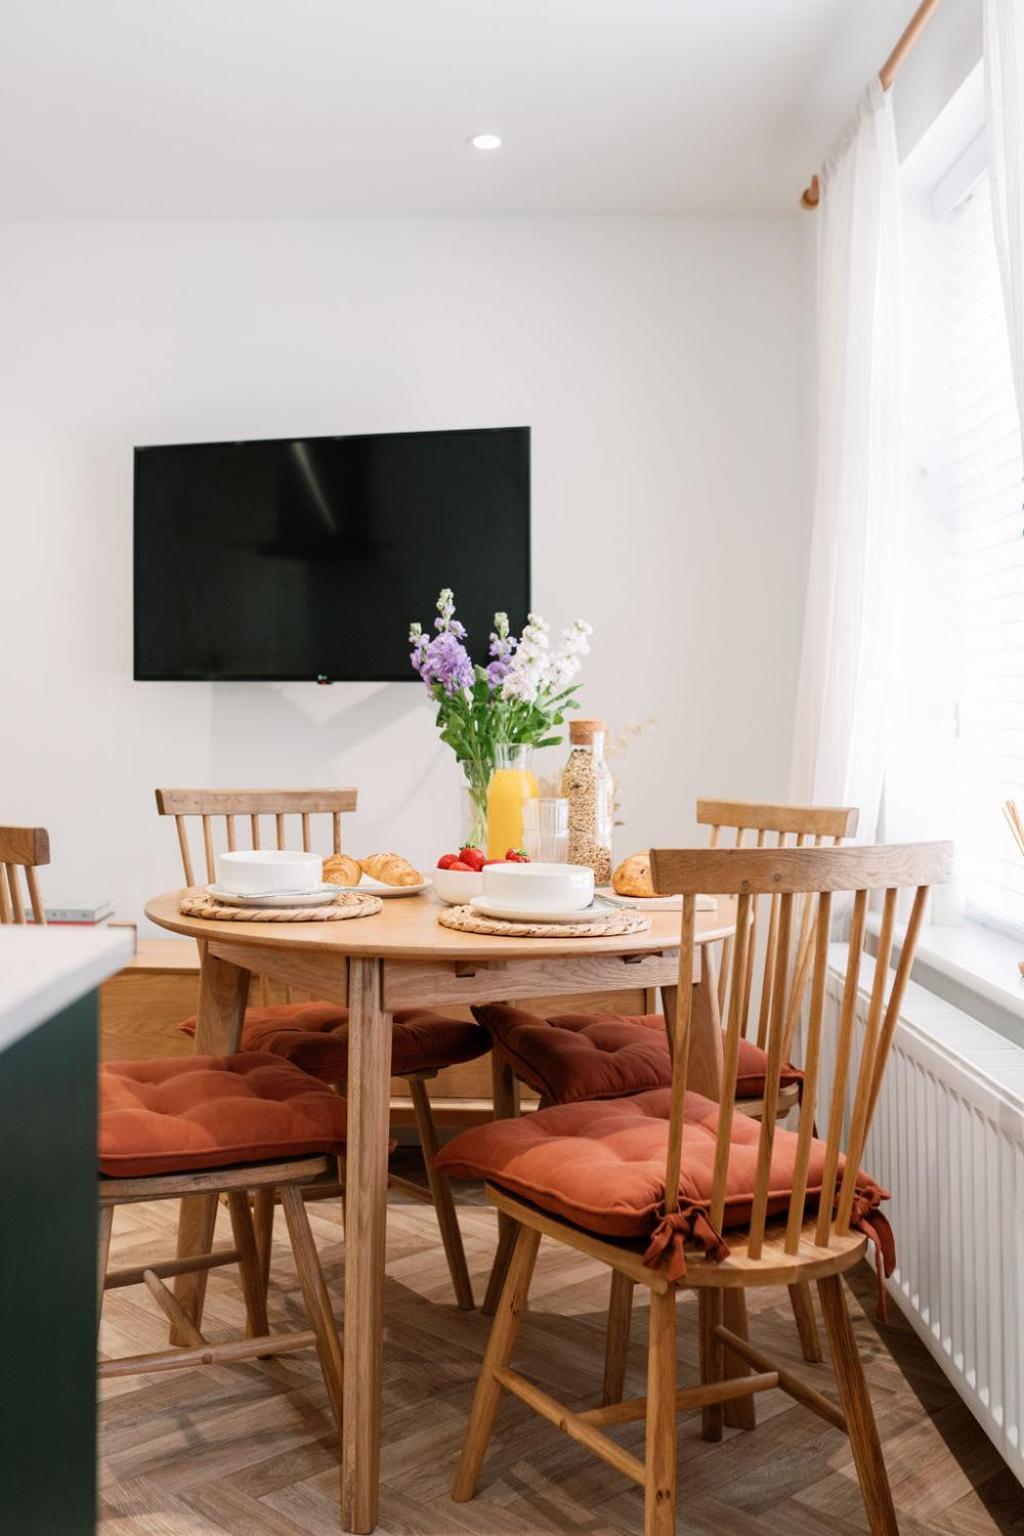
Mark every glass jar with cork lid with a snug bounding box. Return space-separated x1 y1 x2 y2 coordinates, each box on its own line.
560 718 614 884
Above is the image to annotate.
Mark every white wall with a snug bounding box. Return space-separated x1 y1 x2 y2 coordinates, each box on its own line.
0 217 807 929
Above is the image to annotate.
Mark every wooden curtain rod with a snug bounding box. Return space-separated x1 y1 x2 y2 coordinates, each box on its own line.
800 0 944 209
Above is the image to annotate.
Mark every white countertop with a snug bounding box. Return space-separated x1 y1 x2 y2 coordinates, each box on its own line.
0 926 133 1055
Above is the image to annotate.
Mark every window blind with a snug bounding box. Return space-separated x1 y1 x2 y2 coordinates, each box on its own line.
945 175 1024 933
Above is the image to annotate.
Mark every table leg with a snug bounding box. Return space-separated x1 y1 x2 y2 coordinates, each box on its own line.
170 948 250 1344
341 957 392 1534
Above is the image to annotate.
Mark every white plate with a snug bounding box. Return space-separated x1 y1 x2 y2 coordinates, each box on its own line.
206 882 343 908
469 895 600 925
598 891 718 912
335 877 433 899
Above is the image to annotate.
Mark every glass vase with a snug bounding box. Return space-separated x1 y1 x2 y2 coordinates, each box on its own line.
460 760 491 852
486 744 539 860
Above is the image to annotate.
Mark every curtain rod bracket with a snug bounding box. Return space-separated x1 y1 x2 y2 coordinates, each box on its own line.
799 0 943 211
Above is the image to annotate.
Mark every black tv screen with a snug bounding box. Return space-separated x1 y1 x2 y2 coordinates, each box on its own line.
133 426 530 681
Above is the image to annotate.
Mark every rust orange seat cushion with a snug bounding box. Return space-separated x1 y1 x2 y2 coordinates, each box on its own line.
99 1053 350 1177
433 1088 888 1281
179 1002 488 1082
475 1005 802 1105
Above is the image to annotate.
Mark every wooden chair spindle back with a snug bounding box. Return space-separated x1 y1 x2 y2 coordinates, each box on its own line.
652 840 951 1262
155 789 358 887
0 826 51 926
696 799 859 1051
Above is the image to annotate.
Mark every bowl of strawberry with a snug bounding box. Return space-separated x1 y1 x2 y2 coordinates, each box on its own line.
433 846 530 904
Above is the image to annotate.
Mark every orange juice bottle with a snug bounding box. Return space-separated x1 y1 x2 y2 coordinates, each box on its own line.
487 745 539 859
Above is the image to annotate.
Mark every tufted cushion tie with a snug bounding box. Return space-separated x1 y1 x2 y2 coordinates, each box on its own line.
178 1001 488 1082
474 1004 803 1106
644 1209 731 1283
100 1053 352 1177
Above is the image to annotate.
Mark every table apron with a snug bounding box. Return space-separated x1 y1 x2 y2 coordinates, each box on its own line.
206 942 349 1007
382 949 688 1010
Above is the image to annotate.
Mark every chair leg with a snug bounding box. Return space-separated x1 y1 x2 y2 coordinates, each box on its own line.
644 1287 678 1536
170 1192 219 1344
482 1215 518 1316
482 1049 521 1316
721 1290 757 1431
408 1076 474 1310
698 1290 724 1442
452 1223 541 1503
603 1270 635 1405
97 1206 113 1333
789 1281 824 1362
280 1183 345 1441
227 1191 271 1338
252 1187 275 1298
817 1275 898 1536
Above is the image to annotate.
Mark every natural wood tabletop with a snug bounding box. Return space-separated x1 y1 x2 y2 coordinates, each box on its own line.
145 888 737 960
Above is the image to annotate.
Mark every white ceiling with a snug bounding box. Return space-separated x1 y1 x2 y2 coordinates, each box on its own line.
0 0 926 219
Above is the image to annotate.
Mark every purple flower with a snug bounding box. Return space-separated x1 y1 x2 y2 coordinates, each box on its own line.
409 590 475 695
415 630 474 696
484 611 516 687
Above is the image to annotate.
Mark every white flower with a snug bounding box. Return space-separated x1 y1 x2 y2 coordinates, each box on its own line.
540 618 592 693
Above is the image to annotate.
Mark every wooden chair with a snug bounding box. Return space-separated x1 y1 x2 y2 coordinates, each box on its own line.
98 1157 344 1433
156 788 484 1313
443 840 950 1536
482 798 859 1371
692 798 859 1367
0 825 49 924
97 1054 346 1438
696 798 860 1068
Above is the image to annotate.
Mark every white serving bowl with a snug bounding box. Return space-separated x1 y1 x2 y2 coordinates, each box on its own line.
214 849 322 896
481 861 594 913
433 867 485 906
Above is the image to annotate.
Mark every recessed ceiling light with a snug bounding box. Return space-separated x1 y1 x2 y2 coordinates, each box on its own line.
469 133 502 151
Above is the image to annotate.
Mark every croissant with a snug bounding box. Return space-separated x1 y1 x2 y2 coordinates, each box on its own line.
359 852 423 887
612 852 655 898
322 854 362 888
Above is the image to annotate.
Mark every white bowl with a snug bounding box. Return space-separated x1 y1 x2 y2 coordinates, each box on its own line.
214 848 322 896
433 867 485 906
481 861 594 913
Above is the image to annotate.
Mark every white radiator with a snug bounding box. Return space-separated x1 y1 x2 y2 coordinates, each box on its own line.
819 946 1024 1486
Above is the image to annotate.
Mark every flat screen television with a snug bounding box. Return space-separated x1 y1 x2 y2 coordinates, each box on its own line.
133 425 530 681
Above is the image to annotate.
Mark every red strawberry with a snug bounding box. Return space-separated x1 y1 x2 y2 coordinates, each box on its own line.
505 847 530 863
437 853 459 869
483 857 506 866
447 859 474 872
458 845 486 872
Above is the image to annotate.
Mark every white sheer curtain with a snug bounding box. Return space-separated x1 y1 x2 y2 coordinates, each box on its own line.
985 0 1024 437
789 81 905 843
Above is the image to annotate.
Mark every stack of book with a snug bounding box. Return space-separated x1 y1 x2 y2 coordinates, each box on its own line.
29 900 114 927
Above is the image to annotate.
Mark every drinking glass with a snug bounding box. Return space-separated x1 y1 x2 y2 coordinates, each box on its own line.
521 797 570 863
487 744 539 858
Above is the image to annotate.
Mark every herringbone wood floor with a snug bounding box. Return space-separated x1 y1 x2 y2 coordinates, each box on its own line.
99 1156 1024 1536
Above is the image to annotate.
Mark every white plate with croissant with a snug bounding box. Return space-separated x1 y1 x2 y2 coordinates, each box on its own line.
323 852 432 898
605 852 716 912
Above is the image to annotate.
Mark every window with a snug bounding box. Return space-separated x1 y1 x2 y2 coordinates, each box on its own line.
943 173 1024 934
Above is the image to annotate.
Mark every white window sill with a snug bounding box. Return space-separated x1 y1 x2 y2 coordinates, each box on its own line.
866 913 1024 1051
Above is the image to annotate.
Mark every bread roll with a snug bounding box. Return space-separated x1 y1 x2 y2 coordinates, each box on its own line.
612 852 655 898
359 852 423 887
323 854 362 888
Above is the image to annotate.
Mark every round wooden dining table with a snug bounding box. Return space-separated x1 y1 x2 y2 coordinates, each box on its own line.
146 887 737 1533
